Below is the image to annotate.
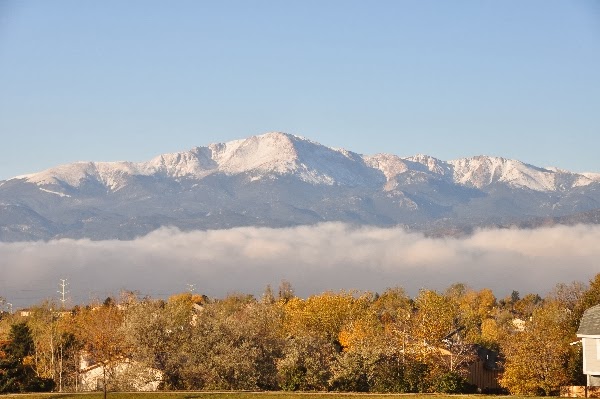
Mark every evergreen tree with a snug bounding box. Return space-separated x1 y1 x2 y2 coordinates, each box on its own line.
0 322 54 393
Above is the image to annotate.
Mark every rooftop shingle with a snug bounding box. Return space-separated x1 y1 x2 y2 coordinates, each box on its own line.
578 305 600 336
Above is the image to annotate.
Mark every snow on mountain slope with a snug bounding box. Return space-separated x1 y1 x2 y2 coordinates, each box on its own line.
365 154 409 180
142 147 218 178
15 161 143 191
216 133 298 175
12 133 302 190
449 157 600 192
583 173 600 183
404 154 452 176
211 132 379 185
449 156 560 191
543 167 600 190
12 132 385 191
8 132 599 194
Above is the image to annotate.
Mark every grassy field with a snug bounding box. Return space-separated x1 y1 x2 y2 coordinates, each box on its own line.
0 392 532 399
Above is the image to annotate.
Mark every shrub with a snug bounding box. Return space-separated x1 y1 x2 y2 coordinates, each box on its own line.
434 371 477 393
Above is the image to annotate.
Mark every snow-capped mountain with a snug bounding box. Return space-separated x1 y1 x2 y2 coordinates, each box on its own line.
15 133 382 190
2 132 599 241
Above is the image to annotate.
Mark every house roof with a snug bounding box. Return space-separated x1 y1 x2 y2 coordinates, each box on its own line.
578 304 600 336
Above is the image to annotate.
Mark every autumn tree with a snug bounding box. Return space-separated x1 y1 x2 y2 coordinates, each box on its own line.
262 285 276 304
22 302 81 392
514 293 543 319
74 301 127 398
25 303 59 385
278 291 372 391
329 287 421 393
457 288 496 343
548 281 588 385
409 289 475 391
0 297 8 320
281 291 370 341
3 275 595 394
331 308 413 392
278 280 295 303
573 273 600 327
500 300 573 395
370 287 413 328
53 327 80 392
330 305 381 392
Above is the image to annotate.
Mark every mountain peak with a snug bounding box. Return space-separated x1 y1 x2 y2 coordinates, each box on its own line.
212 131 301 177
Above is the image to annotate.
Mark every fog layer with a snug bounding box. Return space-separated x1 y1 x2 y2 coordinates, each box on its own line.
1 223 597 307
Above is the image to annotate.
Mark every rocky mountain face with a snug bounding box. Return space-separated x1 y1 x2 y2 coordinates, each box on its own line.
1 132 599 241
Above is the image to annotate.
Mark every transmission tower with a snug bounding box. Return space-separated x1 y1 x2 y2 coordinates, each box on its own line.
58 278 69 309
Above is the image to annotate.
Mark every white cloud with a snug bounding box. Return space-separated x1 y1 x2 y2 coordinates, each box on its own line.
1 223 598 308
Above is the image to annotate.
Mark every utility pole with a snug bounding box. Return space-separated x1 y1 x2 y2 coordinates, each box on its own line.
58 278 68 309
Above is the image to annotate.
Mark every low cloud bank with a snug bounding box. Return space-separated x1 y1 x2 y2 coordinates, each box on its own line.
1 223 599 307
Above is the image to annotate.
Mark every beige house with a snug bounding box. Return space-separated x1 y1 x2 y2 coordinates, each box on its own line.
577 304 600 387
79 358 162 392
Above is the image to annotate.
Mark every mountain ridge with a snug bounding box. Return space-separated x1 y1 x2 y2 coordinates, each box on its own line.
2 132 600 241
9 132 600 193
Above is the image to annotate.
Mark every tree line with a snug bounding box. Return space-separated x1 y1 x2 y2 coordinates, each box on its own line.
1 274 600 395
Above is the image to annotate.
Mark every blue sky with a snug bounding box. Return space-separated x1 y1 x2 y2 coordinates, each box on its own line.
0 0 599 180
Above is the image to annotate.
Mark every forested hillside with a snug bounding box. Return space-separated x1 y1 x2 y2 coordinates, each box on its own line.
2 274 599 395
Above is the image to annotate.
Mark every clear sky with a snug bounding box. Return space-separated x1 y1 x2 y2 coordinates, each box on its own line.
0 0 599 181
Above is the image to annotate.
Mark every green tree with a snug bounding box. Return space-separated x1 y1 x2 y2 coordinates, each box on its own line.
122 294 198 389
182 295 284 390
278 334 338 391
0 322 55 393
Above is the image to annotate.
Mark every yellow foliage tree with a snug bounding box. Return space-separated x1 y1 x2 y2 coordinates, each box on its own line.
74 302 128 399
282 291 370 342
500 300 572 395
